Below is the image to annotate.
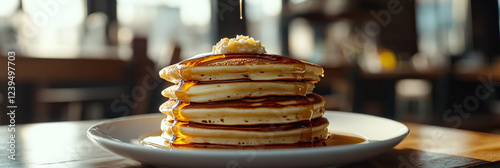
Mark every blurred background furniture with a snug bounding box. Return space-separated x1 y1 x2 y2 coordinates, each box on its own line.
0 0 499 134
0 56 131 123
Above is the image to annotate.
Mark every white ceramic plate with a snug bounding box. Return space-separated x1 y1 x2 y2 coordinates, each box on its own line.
87 111 409 168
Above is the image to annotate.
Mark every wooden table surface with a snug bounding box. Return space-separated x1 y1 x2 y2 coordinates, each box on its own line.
2 117 500 168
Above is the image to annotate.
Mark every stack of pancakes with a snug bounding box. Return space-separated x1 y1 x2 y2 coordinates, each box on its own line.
159 53 329 146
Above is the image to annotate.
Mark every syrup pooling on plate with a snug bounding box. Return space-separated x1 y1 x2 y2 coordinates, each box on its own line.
140 131 367 150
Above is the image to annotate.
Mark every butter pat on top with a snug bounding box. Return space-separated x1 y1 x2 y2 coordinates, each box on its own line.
212 35 266 54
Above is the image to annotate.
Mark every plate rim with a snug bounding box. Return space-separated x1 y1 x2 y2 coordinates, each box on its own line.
87 111 410 166
87 111 409 153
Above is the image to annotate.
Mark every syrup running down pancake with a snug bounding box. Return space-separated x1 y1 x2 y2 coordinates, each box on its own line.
161 117 330 146
161 80 316 102
160 93 325 125
160 53 324 84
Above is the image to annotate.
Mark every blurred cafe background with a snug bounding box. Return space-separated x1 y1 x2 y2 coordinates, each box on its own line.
1 0 499 134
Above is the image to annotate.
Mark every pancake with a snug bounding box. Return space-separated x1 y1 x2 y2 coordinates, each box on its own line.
156 35 329 147
161 80 316 102
160 93 325 125
160 53 324 84
161 117 330 145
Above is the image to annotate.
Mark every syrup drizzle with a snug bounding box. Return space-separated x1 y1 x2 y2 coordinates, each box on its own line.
239 0 243 19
